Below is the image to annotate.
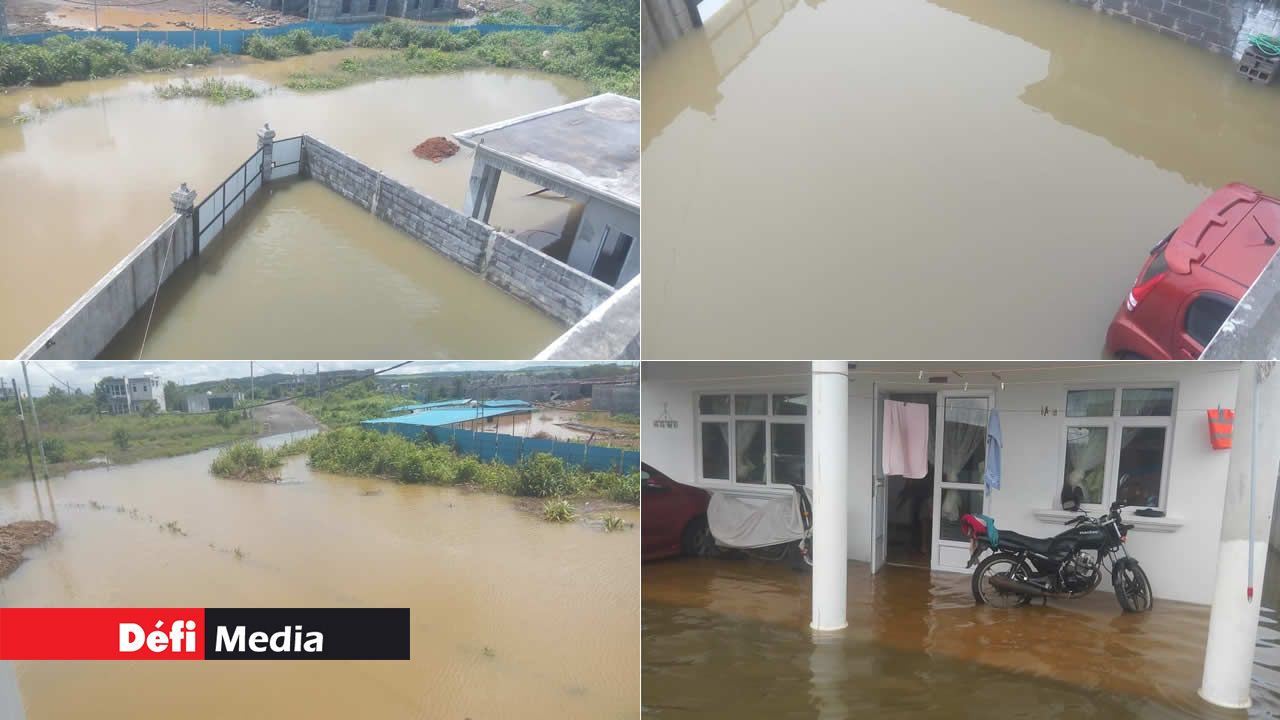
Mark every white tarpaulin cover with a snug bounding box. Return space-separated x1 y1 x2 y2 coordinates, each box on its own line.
707 487 811 549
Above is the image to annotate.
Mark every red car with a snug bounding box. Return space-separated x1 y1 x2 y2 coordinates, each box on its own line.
641 463 715 561
1106 183 1280 360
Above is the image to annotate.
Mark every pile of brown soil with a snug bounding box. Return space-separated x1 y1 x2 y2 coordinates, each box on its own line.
413 137 460 163
0 520 58 580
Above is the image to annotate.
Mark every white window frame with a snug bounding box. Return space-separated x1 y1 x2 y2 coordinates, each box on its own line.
695 392 809 488
1060 383 1177 511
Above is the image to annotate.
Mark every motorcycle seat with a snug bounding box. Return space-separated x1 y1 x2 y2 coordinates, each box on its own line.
996 531 1055 556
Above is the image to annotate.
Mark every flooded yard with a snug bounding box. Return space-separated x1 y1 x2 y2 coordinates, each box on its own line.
0 440 638 718
100 180 566 359
641 0 1280 359
643 558 1280 718
0 50 588 356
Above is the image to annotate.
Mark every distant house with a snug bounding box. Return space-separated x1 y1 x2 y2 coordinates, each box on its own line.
100 375 164 415
306 0 459 23
182 392 244 413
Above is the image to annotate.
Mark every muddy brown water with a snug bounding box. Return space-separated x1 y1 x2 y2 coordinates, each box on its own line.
643 557 1280 718
0 50 588 357
0 441 638 718
100 180 566 359
641 0 1280 359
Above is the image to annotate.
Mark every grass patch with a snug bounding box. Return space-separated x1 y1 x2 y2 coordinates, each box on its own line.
209 441 284 482
0 36 213 87
242 29 346 61
601 514 625 532
294 379 404 428
0 389 258 480
153 78 259 104
542 498 577 522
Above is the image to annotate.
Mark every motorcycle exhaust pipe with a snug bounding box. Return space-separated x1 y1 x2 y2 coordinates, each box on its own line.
989 575 1074 600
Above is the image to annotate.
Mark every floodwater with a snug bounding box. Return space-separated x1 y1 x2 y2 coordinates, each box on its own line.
643 558 1280 718
0 440 639 718
0 50 588 356
641 0 1280 359
100 180 566 359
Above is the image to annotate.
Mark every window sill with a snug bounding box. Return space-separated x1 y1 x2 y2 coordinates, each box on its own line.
1031 509 1184 533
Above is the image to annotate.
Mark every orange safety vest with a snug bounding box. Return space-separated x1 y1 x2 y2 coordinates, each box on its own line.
1207 408 1234 450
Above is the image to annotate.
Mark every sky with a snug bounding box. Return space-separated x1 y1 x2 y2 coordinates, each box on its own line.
0 361 634 397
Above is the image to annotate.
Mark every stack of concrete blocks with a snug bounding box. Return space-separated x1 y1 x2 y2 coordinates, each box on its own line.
385 0 460 20
1068 0 1263 58
299 136 616 328
308 0 387 23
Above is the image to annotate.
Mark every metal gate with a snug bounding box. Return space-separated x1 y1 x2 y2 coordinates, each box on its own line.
195 147 264 252
273 136 302 179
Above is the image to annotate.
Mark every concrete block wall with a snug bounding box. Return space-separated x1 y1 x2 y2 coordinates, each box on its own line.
308 0 387 23
0 0 8 37
385 0 459 20
20 215 190 359
1070 0 1252 56
301 135 615 327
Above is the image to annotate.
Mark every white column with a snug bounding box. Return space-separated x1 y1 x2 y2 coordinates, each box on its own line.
1200 362 1280 709
811 360 849 632
0 660 24 720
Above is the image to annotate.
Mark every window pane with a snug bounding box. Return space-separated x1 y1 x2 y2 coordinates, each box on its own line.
1186 295 1235 346
1066 389 1115 417
735 420 766 484
699 394 730 415
1121 388 1173 417
735 394 768 415
942 397 988 484
772 394 808 416
772 423 805 486
1063 426 1108 506
1117 426 1167 507
701 422 730 480
939 489 984 542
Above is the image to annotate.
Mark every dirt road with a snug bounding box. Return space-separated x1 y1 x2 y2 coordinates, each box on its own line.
5 0 287 33
253 401 321 436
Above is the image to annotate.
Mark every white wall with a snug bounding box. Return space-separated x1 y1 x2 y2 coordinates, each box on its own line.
643 362 1243 605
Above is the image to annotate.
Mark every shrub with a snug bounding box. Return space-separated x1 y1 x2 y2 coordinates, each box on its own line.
41 437 67 464
210 441 283 480
112 428 131 451
542 499 576 523
514 453 576 498
601 514 625 532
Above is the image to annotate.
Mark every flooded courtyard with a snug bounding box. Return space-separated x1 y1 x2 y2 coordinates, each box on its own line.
642 557 1280 718
0 50 589 356
0 440 639 718
100 180 566 359
641 0 1280 359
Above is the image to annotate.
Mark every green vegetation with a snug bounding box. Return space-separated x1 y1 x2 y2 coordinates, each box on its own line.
241 30 345 61
0 36 213 87
0 386 258 479
542 498 577 522
601 514 625 532
153 78 260 104
295 379 403 428
209 441 285 482
302 427 640 507
292 0 639 96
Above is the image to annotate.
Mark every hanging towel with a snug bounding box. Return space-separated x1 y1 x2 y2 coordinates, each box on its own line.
882 400 930 479
984 410 1002 495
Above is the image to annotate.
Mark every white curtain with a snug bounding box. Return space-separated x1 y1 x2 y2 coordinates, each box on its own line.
1065 427 1107 500
735 421 764 484
942 407 986 484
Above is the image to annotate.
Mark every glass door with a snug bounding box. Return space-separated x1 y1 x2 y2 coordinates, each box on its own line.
931 392 991 572
871 384 887 574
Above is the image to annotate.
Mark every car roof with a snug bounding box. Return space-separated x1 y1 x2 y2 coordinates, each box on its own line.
1168 184 1280 288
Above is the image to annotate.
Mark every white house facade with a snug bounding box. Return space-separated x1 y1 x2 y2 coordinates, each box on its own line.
642 361 1273 606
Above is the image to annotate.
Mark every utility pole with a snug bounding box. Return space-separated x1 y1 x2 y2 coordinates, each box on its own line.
93 0 99 31
21 362 48 480
12 379 37 484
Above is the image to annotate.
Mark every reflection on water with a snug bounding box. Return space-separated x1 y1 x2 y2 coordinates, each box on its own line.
641 0 1280 359
643 558 1280 718
100 181 566 359
0 442 638 718
0 51 588 355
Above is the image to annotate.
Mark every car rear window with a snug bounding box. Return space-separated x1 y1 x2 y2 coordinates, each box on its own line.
1185 293 1236 346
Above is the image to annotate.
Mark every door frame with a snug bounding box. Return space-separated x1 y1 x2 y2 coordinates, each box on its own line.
929 389 994 573
870 382 887 574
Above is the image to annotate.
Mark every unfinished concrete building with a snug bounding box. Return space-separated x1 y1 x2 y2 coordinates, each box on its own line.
455 93 641 290
305 0 458 22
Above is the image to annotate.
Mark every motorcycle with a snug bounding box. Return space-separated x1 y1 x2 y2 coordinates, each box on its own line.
962 501 1153 613
706 483 813 568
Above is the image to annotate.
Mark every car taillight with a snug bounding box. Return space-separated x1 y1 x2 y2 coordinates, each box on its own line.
1126 272 1166 311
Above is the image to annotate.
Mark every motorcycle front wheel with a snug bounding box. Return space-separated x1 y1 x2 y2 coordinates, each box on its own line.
1113 561 1154 613
971 553 1033 608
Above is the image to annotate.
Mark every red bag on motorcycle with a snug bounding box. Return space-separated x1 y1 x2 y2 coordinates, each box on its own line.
1206 408 1233 450
960 514 986 540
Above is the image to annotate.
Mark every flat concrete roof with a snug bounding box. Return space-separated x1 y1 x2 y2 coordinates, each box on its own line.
454 93 640 212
